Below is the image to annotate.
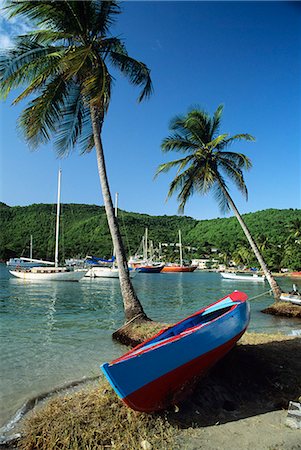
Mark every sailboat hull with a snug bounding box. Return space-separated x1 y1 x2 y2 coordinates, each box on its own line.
161 265 197 273
85 267 136 278
9 268 86 282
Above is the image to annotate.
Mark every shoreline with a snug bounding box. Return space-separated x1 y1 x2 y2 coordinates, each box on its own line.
2 331 300 449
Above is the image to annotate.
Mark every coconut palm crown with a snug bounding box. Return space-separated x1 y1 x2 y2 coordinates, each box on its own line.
0 0 153 321
156 105 282 300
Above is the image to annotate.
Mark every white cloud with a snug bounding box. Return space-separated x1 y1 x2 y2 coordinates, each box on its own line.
0 32 13 49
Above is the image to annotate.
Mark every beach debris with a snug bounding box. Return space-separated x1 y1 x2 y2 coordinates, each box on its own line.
140 439 152 450
285 401 301 429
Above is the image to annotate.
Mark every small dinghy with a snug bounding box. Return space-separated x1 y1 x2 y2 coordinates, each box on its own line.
101 291 250 412
280 285 301 305
220 272 265 282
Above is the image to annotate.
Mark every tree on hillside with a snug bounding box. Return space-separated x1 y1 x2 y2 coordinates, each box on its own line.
0 0 152 321
156 105 282 300
286 218 301 244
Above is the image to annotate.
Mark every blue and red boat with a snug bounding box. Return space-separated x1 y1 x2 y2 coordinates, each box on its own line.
101 291 250 412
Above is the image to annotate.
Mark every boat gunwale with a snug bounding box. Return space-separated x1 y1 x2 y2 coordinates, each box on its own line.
110 291 248 365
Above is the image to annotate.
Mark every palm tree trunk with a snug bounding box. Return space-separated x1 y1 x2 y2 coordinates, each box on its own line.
90 106 149 321
221 186 282 301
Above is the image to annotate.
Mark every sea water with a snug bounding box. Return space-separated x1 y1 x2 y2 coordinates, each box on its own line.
0 263 300 430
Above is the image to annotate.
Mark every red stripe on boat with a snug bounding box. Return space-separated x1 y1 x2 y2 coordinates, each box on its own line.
122 329 245 412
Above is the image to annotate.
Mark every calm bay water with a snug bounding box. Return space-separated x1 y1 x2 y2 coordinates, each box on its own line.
0 263 300 429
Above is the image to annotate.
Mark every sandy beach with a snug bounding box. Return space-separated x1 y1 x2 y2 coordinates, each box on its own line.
177 409 301 450
1 331 299 450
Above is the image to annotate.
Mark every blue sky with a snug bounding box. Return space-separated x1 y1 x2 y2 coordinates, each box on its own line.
0 1 300 220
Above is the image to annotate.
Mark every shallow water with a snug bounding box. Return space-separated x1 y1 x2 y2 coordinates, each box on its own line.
0 263 300 429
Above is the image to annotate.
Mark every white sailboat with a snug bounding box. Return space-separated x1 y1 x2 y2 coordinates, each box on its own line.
85 193 136 279
220 272 265 282
6 235 50 269
9 170 87 282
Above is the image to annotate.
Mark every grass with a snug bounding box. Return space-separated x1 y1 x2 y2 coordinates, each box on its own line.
19 381 175 450
16 332 301 450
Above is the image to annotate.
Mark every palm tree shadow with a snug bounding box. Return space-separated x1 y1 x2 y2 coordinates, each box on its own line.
165 337 301 428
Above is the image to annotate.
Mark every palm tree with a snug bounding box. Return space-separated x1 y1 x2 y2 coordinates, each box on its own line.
156 105 282 300
0 0 152 321
286 219 301 244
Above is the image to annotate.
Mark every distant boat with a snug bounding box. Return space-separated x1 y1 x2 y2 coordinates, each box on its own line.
220 272 265 282
128 228 164 273
135 264 164 273
280 293 301 306
85 256 136 279
9 170 87 282
6 235 51 269
161 230 197 273
280 285 301 305
290 272 301 278
85 194 136 279
101 290 250 412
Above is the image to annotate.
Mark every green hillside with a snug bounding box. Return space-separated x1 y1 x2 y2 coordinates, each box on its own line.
0 203 300 270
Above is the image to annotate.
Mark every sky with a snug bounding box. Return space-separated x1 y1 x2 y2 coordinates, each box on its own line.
0 1 300 220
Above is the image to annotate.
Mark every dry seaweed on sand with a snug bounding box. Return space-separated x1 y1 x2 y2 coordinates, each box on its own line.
262 302 301 318
19 380 175 450
17 333 301 450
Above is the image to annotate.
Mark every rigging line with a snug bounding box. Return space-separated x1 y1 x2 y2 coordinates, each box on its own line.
248 289 273 301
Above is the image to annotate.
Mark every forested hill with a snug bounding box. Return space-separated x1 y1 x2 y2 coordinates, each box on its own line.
1 203 300 270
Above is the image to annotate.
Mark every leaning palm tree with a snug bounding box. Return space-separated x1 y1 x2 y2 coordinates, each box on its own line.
0 0 152 321
156 105 282 300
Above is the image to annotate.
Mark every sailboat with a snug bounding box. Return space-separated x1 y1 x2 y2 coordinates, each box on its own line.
6 235 50 269
128 228 165 273
9 170 87 282
161 230 197 273
85 193 136 279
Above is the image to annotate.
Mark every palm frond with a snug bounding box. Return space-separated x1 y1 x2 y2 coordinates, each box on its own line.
18 76 69 148
109 51 153 101
218 159 248 200
154 155 194 178
218 151 252 170
161 135 198 153
210 104 224 136
5 1 86 35
212 177 230 213
0 39 63 99
222 133 255 148
81 61 112 114
54 82 83 157
93 1 121 37
23 30 75 45
207 134 229 150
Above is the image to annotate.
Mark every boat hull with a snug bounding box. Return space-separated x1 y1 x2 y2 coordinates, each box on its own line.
85 267 136 278
221 273 265 282
161 265 197 273
9 268 86 282
280 294 301 305
101 291 250 412
135 265 164 273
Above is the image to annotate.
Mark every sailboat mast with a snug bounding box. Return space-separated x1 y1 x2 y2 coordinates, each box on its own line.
54 169 62 268
145 228 148 262
179 230 183 266
30 235 33 260
114 192 119 219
